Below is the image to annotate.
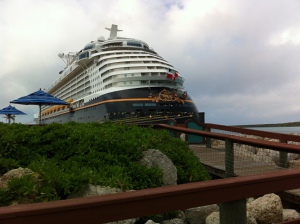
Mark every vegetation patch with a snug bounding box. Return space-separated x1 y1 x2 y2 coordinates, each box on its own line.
0 122 210 206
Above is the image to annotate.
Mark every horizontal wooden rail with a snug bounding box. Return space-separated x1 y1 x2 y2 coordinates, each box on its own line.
1 170 300 224
204 123 300 143
155 124 300 153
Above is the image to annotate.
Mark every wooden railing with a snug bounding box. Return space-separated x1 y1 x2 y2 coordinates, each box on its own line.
1 170 300 224
203 123 300 143
155 123 300 153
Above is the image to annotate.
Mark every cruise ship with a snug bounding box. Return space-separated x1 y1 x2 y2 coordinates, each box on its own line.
40 24 200 125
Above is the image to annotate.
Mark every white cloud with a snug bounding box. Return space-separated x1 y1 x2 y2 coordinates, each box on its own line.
269 28 300 45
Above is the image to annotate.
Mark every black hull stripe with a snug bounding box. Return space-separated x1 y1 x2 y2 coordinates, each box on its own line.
42 98 195 120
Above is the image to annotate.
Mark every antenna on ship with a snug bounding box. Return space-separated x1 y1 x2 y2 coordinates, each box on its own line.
58 52 77 66
106 24 122 39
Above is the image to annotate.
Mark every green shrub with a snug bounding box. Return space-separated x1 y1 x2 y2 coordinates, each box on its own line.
0 122 210 205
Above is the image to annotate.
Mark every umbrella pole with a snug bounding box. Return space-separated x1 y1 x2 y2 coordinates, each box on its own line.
39 104 41 125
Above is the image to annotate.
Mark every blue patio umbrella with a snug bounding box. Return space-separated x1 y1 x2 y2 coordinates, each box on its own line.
0 105 26 124
10 89 69 124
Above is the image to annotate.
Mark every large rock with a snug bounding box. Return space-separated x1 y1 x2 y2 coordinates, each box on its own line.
289 159 300 168
162 218 186 224
68 185 136 224
205 212 219 224
206 211 257 224
104 220 136 224
185 204 219 224
145 220 159 224
68 184 122 198
283 209 300 221
247 193 283 223
0 167 34 189
141 149 177 186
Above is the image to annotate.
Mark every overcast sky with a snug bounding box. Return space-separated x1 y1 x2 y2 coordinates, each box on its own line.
1 0 300 125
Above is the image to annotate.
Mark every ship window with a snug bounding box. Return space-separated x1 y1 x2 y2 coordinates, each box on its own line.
145 103 156 106
133 103 143 106
127 42 142 47
83 43 95 50
78 51 89 60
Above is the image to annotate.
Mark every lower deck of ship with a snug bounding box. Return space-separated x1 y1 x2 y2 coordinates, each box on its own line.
41 87 200 125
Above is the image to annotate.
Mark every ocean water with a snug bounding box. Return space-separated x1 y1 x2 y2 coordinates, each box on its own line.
248 126 300 134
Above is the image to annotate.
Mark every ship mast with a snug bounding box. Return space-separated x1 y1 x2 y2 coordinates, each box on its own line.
105 24 123 39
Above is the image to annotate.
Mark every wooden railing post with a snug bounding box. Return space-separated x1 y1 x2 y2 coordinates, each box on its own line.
279 140 289 168
220 199 247 224
220 139 247 223
205 128 212 148
225 139 234 177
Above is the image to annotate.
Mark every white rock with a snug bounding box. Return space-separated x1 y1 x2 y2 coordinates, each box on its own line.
289 159 300 168
0 167 34 189
283 209 300 221
206 212 257 224
68 184 122 198
247 193 283 224
180 133 186 141
162 218 186 224
205 212 219 224
105 219 136 224
145 220 159 224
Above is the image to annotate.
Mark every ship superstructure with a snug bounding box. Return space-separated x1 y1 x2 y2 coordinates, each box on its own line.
41 24 199 125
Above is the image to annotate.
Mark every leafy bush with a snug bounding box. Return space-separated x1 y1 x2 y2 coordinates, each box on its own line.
0 122 210 205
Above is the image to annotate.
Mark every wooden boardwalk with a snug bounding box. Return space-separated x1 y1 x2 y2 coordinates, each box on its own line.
190 144 300 204
190 144 286 177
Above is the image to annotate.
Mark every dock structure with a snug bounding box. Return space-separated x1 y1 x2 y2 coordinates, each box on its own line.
190 144 286 177
155 122 300 206
190 143 300 206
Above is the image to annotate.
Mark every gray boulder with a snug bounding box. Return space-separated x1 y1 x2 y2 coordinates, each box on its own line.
68 184 136 224
68 184 123 198
141 149 177 186
0 167 34 189
185 204 219 224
